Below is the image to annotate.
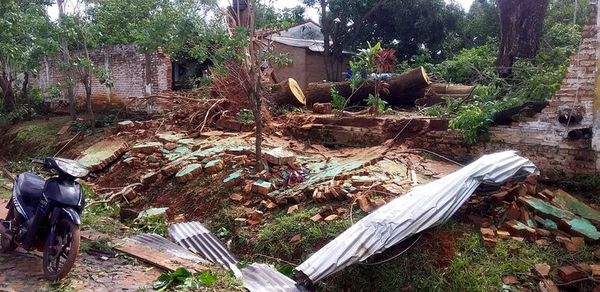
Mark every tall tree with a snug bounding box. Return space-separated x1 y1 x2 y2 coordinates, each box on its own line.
0 0 53 112
57 0 78 119
255 3 305 30
496 0 549 78
304 0 389 81
463 0 500 48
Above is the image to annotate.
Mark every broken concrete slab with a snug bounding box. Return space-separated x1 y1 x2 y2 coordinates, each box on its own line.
140 171 161 185
204 159 224 175
116 120 135 132
136 207 168 220
156 132 186 143
552 189 600 224
505 220 536 241
223 170 244 187
265 147 296 165
253 180 273 196
78 138 128 171
175 164 203 183
520 196 600 241
130 142 163 155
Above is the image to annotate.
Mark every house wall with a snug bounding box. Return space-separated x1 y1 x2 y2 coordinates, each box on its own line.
305 52 327 84
407 0 600 176
273 43 307 89
37 44 172 110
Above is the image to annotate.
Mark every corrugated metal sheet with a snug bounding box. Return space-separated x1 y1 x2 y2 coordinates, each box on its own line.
242 263 307 292
295 151 538 283
168 222 239 271
126 233 210 265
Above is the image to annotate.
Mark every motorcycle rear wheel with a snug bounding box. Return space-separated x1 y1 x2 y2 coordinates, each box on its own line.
43 218 80 281
0 207 17 253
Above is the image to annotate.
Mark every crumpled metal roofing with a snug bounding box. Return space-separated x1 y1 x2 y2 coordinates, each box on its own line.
168 222 239 272
169 222 305 290
295 151 538 283
242 263 307 292
126 233 210 265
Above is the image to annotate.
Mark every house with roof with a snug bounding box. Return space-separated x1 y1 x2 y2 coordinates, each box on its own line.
268 22 352 89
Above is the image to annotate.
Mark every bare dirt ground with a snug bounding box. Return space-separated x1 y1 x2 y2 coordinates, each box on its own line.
0 198 161 292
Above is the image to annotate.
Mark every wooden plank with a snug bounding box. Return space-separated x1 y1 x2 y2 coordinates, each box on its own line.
113 239 209 273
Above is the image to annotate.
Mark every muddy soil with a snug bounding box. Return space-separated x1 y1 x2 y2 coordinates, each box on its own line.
0 198 161 292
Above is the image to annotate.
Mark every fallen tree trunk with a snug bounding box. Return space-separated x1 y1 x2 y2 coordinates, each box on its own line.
269 78 306 107
430 83 475 95
281 67 430 107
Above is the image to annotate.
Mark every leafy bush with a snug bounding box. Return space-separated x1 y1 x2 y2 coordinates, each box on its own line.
153 268 217 291
421 20 584 144
237 109 254 125
330 88 346 110
432 44 498 84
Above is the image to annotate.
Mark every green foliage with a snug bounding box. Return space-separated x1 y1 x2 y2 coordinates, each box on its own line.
433 44 499 84
80 238 114 254
237 109 255 125
255 3 306 30
330 88 346 110
423 3 585 144
153 268 217 291
366 94 387 114
448 102 496 144
130 214 169 237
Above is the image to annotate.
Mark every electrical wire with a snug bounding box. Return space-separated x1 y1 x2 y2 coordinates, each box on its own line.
359 233 424 266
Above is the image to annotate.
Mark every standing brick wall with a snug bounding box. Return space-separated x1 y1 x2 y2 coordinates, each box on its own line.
37 44 172 110
408 0 600 176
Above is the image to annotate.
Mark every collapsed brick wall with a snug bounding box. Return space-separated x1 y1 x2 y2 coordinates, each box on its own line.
37 44 172 110
408 0 600 176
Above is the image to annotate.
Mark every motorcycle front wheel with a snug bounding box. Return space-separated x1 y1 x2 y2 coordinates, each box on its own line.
0 206 17 253
43 218 81 281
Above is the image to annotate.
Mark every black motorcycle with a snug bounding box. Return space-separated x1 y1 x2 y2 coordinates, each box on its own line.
0 157 89 280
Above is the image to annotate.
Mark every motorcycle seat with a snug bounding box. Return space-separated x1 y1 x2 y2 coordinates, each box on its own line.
16 172 45 199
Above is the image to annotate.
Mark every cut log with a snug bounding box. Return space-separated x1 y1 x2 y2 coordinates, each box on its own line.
270 78 306 107
430 83 475 95
289 67 431 107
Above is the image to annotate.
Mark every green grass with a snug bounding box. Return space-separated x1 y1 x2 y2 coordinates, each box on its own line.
1 116 70 161
254 207 355 260
80 238 114 254
320 221 594 291
0 177 11 199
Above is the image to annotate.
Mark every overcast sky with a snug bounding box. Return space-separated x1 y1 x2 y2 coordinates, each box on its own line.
48 0 475 21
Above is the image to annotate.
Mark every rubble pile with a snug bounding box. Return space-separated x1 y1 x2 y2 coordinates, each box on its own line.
79 119 452 227
465 174 600 289
467 174 600 245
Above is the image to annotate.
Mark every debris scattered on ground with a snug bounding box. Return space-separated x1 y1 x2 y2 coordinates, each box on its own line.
465 174 600 244
294 151 537 285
